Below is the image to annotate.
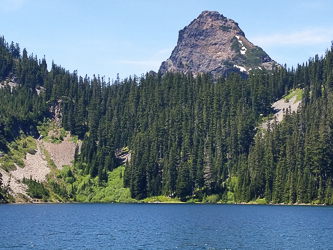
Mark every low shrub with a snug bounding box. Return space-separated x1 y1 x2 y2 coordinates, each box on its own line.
27 148 37 155
205 194 220 203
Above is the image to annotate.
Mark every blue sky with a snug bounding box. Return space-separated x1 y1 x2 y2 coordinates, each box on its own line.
1 0 333 80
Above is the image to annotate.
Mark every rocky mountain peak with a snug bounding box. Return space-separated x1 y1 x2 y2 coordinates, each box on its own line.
160 10 277 78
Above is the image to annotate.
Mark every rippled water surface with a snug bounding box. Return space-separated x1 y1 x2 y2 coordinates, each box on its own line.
1 203 333 249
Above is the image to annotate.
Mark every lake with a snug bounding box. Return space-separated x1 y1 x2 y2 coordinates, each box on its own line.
0 203 332 249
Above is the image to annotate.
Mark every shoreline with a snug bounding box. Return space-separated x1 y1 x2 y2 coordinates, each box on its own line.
1 200 328 206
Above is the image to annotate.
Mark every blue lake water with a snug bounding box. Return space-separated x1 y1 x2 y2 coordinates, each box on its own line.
0 203 333 249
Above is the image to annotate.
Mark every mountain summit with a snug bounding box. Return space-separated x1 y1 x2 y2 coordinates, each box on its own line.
159 11 276 78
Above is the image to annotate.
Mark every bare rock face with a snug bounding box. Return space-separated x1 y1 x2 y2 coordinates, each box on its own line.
160 11 277 78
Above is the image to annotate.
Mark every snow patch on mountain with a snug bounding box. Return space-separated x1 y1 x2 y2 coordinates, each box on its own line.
234 65 247 72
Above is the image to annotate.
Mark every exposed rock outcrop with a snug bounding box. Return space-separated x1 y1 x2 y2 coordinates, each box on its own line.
0 81 18 93
49 99 63 127
262 95 302 130
160 11 277 78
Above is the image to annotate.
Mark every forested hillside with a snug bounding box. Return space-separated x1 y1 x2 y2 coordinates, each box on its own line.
1 35 333 204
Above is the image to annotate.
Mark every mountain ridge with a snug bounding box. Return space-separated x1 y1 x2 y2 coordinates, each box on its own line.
160 10 277 78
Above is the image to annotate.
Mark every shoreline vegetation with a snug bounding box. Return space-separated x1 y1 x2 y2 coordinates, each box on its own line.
2 149 327 206
3 200 328 206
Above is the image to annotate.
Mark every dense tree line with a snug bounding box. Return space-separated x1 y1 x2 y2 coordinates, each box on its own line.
0 37 48 152
238 50 333 204
1 35 333 203
22 177 49 200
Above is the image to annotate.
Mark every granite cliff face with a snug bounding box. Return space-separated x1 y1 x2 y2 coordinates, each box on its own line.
160 11 277 78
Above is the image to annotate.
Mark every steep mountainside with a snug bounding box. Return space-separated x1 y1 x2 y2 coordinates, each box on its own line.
1 19 333 205
160 11 277 78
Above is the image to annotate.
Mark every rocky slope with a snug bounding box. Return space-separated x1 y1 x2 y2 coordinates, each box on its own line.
160 11 277 78
262 91 302 130
0 134 77 202
44 133 77 169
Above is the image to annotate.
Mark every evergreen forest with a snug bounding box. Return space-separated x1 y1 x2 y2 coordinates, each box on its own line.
1 35 333 204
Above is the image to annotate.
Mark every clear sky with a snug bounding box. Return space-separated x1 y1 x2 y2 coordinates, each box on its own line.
1 0 332 81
